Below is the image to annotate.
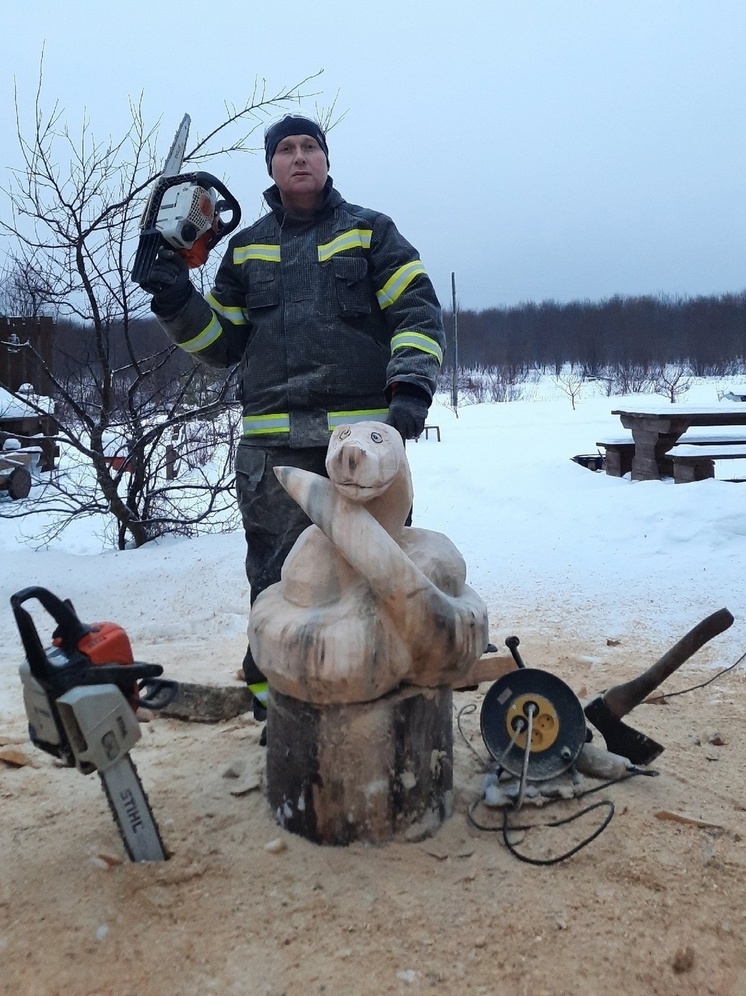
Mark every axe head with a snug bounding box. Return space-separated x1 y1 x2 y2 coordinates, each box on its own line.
584 695 664 766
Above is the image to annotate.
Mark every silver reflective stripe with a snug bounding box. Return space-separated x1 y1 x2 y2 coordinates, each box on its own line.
391 330 444 364
180 315 223 354
327 408 388 429
242 413 291 436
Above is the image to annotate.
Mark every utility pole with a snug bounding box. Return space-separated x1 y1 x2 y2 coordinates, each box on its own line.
450 271 459 409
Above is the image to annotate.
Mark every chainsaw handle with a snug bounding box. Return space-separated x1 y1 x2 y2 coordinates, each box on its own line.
10 587 89 681
192 171 241 249
137 677 180 711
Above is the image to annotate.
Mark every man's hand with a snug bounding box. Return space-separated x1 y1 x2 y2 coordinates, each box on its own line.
137 248 192 316
385 384 431 440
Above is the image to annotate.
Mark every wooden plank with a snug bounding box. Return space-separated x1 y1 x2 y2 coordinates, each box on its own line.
452 652 517 689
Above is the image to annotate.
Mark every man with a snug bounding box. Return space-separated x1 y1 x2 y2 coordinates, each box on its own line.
139 114 446 717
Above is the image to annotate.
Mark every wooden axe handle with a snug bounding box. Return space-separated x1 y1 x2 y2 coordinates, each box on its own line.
603 607 734 718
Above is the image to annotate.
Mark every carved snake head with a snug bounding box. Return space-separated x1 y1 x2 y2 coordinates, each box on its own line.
325 421 406 503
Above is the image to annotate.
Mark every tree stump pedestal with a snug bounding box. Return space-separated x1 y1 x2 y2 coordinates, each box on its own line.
266 684 453 845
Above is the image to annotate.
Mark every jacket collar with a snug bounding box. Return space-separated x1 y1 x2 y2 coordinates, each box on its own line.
263 177 342 226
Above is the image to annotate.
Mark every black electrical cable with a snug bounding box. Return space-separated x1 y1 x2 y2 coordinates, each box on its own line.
457 686 662 864
456 702 491 768
467 794 615 865
465 728 658 864
645 647 745 702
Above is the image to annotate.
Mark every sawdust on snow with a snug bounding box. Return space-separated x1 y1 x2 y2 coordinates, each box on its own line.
1 625 745 996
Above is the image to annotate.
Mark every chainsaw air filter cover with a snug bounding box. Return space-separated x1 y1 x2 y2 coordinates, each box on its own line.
480 668 587 780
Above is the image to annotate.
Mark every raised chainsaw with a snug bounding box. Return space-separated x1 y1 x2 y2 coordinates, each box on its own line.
131 113 242 286
11 586 178 862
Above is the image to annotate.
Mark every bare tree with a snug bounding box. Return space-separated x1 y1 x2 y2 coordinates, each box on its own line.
1 61 322 548
651 361 692 403
553 363 585 410
0 257 54 317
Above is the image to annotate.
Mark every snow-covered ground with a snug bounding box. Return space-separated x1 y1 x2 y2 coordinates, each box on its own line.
2 376 745 722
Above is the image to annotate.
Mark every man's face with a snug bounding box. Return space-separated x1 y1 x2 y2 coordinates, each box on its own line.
270 134 328 206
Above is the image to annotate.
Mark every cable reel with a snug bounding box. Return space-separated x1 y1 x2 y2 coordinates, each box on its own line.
480 668 587 780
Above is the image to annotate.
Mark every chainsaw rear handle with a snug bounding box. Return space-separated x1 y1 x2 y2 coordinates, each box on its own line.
190 172 241 250
11 586 89 683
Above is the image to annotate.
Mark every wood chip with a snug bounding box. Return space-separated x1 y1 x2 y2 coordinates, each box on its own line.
94 851 124 868
455 848 475 859
655 810 725 833
422 847 449 861
229 773 262 796
264 837 287 854
0 745 33 767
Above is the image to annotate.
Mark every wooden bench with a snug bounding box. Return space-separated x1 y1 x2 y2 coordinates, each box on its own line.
669 444 746 483
597 431 746 480
596 437 634 477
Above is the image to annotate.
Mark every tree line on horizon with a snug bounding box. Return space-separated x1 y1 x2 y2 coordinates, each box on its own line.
445 291 746 376
37 288 746 389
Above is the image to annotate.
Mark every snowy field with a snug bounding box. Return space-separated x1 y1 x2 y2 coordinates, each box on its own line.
2 376 745 721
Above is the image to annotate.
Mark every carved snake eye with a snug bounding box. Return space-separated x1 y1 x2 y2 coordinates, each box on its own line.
370 431 383 443
338 428 351 439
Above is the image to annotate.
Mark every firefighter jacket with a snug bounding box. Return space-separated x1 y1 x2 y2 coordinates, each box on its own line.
155 179 446 448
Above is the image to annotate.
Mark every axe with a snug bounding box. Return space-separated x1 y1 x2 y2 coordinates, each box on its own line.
584 607 734 765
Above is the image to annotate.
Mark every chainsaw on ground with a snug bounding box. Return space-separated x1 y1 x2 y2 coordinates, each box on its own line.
11 586 178 862
131 113 242 287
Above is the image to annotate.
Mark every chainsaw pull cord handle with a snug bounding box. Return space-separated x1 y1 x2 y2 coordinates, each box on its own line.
10 586 90 683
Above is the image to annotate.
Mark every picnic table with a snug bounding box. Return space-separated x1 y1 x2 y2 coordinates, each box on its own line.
607 405 746 481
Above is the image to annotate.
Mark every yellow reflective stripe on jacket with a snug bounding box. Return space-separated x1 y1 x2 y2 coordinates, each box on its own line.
242 409 389 436
233 243 281 264
391 330 444 364
205 292 248 326
242 413 291 436
376 260 427 310
317 229 373 263
327 408 388 429
180 314 224 354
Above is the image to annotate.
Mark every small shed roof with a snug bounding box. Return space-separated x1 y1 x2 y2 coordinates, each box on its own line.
0 384 54 420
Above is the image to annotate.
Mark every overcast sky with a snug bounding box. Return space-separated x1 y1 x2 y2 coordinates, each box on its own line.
3 0 744 311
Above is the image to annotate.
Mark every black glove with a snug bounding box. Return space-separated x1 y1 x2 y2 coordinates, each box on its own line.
138 248 192 316
385 384 431 440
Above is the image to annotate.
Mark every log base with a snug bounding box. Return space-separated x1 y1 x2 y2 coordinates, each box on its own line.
266 685 453 845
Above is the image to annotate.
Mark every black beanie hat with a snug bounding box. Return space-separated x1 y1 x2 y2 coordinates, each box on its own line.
264 115 330 175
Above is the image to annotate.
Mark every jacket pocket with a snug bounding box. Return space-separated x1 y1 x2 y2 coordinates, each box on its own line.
333 256 372 316
235 445 267 494
246 265 280 310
